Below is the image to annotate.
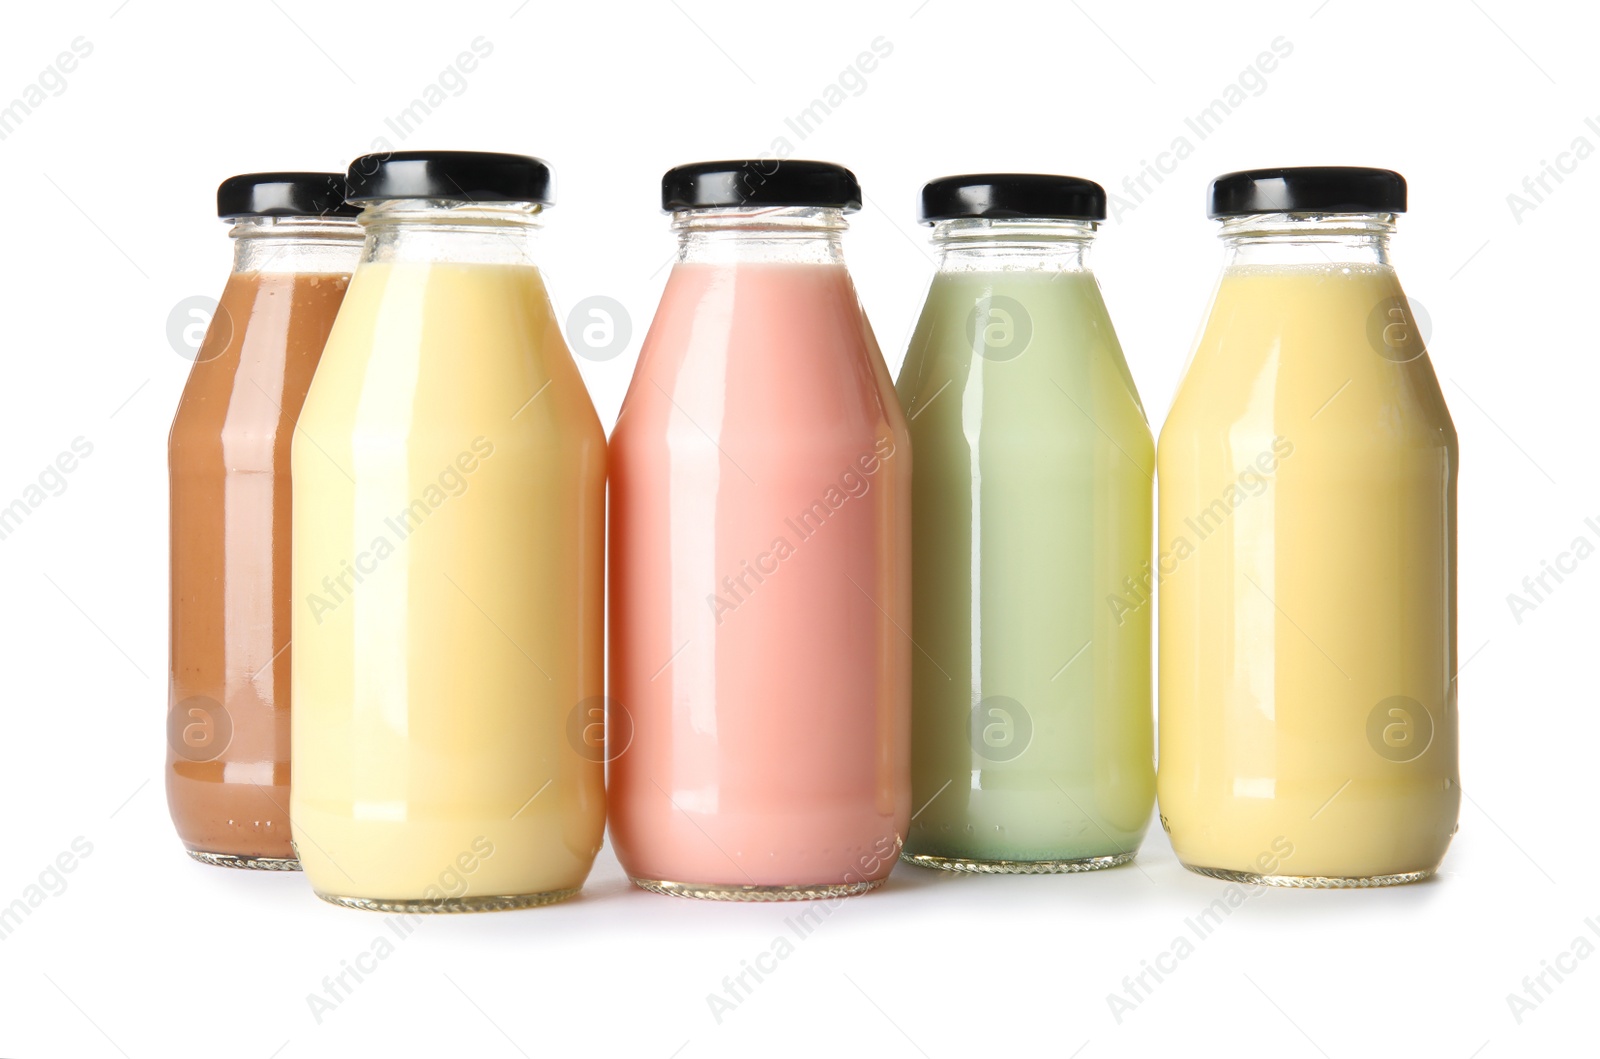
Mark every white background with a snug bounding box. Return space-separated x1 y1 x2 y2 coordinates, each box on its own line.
0 0 1592 1056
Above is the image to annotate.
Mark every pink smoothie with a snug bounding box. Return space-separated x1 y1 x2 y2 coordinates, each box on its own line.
609 260 911 893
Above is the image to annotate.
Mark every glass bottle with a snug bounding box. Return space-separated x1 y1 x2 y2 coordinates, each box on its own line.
1157 167 1459 886
609 160 911 900
291 151 606 911
895 175 1155 872
167 173 359 869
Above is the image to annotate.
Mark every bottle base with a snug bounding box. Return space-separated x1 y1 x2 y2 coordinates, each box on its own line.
313 887 580 913
629 876 884 902
186 849 301 871
900 850 1135 874
1182 862 1434 888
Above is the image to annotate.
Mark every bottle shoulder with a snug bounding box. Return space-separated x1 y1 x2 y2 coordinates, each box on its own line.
1162 265 1452 449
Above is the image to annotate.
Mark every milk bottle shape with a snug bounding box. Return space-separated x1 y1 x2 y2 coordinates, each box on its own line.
168 173 359 870
609 161 912 899
895 174 1154 872
292 152 606 910
1157 167 1459 886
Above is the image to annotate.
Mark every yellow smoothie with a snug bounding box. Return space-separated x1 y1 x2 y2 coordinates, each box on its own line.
1157 261 1458 883
291 259 606 908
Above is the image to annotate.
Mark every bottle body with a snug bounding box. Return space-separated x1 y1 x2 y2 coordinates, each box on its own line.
896 220 1154 869
1157 214 1459 884
167 218 357 868
609 207 911 898
290 201 606 909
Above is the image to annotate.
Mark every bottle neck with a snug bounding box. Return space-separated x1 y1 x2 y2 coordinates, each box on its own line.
1218 212 1396 268
673 206 847 266
356 199 545 267
930 218 1097 272
228 216 363 274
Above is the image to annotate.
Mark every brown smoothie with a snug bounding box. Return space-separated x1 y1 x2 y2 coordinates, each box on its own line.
168 267 350 868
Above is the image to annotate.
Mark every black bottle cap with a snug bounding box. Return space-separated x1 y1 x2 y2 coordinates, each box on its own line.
1208 166 1407 218
344 150 554 205
919 173 1107 223
216 173 358 219
662 160 862 211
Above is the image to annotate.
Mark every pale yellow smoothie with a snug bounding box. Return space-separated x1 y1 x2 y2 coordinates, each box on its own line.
291 259 606 908
1157 261 1458 883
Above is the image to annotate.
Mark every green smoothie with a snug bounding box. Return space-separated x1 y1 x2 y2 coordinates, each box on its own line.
896 201 1154 870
